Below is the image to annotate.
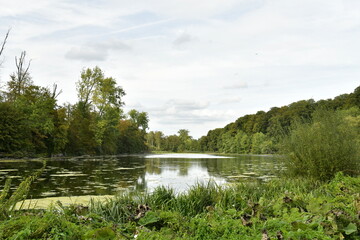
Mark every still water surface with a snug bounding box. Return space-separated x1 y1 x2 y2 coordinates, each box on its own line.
0 154 282 199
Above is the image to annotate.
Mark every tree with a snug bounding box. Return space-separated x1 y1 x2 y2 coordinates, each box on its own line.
0 102 28 153
154 131 164 150
117 120 147 153
146 131 155 150
128 109 149 131
177 129 192 152
7 51 33 101
251 132 273 154
66 103 97 155
163 135 181 152
68 67 126 155
77 67 102 107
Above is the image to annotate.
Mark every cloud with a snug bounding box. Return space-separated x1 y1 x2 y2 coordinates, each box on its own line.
165 99 209 111
219 96 241 104
96 39 132 51
155 108 235 125
173 32 193 47
223 81 248 89
30 25 109 41
144 99 233 126
65 39 131 61
65 46 107 61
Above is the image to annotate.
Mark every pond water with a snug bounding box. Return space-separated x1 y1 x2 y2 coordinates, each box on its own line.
0 153 282 199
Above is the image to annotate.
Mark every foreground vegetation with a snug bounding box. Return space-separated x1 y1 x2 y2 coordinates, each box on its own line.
0 174 359 239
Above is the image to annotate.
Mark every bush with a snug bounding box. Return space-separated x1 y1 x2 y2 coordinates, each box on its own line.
282 109 360 181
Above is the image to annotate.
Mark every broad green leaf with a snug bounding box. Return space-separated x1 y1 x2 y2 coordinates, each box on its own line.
343 223 357 235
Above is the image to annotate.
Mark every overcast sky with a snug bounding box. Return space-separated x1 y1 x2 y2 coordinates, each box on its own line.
1 0 359 138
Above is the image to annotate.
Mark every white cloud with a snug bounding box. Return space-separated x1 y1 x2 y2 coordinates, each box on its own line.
219 96 241 104
65 46 107 61
173 32 193 47
65 39 131 61
223 82 248 89
1 0 360 138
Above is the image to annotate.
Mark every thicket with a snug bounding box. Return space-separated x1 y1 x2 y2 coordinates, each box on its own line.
282 108 360 181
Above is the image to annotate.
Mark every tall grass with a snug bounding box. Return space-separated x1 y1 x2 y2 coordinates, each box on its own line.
2 175 359 239
281 109 360 181
90 178 322 223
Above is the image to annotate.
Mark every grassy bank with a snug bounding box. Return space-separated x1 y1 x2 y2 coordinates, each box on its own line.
0 173 359 239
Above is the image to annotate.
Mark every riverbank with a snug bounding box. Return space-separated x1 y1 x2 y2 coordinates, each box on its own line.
1 173 359 239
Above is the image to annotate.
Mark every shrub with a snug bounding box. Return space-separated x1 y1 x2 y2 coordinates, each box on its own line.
282 109 360 181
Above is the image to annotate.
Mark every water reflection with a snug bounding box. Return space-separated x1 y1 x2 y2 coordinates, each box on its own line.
0 154 282 198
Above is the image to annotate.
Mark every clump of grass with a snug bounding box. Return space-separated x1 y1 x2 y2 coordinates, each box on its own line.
90 192 136 223
141 186 175 210
173 181 219 216
281 109 360 181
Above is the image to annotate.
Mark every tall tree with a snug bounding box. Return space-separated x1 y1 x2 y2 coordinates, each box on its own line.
7 51 32 101
128 109 149 131
68 67 127 155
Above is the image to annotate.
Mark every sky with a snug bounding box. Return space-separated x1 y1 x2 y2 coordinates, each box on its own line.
0 0 359 138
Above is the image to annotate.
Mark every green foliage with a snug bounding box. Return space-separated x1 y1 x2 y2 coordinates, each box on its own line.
84 227 116 239
128 109 149 131
1 175 360 239
0 102 29 153
86 175 360 239
282 109 360 180
146 129 200 153
197 87 360 155
0 62 148 156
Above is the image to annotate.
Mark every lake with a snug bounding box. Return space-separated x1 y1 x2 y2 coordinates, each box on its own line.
0 153 282 199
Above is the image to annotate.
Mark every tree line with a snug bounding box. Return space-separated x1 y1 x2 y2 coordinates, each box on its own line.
1 30 359 156
0 32 149 157
146 85 360 154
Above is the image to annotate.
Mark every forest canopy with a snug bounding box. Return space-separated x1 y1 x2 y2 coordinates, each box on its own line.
0 40 148 156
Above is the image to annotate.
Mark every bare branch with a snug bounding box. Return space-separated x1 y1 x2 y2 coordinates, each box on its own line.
0 29 10 58
51 83 63 99
8 51 33 98
15 51 31 83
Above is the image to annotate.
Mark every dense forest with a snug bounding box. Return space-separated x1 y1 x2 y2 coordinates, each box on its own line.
147 85 360 154
0 32 149 157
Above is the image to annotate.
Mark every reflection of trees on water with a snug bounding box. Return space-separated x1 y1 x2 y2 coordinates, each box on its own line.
145 158 197 176
143 156 281 182
0 157 148 198
144 159 162 175
0 155 282 198
200 155 281 181
144 155 281 181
